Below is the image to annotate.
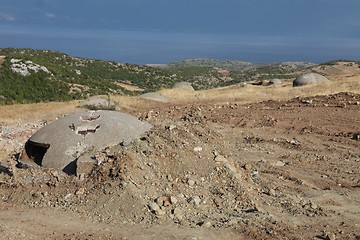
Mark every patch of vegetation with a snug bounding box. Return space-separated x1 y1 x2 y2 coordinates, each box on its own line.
169 58 253 71
0 48 180 104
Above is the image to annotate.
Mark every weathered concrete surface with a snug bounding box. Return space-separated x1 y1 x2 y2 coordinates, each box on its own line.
21 110 152 174
78 95 116 110
293 73 329 87
268 78 282 86
172 82 194 91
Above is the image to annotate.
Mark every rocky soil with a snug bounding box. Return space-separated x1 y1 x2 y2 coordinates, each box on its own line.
1 92 360 239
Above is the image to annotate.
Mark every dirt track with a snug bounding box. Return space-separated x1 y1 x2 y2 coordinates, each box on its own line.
1 92 360 239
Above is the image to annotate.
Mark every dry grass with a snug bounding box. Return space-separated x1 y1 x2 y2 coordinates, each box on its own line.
112 75 360 109
110 95 169 111
1 75 359 125
114 82 145 92
158 75 360 105
0 101 81 124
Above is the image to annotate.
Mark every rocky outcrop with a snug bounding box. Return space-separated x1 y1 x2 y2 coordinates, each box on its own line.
10 59 51 76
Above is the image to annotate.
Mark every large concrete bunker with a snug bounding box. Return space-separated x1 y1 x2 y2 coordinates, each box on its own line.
293 73 329 87
20 110 152 174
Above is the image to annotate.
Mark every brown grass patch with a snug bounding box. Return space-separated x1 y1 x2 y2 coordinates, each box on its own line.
113 75 360 108
0 101 81 124
114 82 145 91
159 75 360 105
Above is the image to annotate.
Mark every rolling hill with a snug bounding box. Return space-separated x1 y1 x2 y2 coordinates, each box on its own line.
1 48 357 105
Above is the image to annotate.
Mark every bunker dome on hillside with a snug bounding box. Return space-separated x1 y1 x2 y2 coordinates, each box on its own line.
20 110 152 174
172 82 194 91
78 95 116 110
268 78 282 86
293 73 329 87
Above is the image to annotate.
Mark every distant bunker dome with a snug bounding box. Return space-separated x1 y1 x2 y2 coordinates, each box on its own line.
20 110 152 174
268 78 282 86
78 95 116 110
293 73 329 87
172 82 195 91
139 92 170 102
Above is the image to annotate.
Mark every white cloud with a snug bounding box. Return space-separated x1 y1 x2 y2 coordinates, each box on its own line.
0 12 15 21
45 12 55 18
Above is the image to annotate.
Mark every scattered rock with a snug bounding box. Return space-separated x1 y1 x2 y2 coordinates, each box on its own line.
268 189 276 197
167 125 177 131
173 207 183 220
214 155 227 163
149 202 160 213
202 221 212 228
170 196 178 205
75 188 86 195
188 196 201 206
187 179 196 187
324 231 336 240
193 147 203 153
244 163 253 171
274 160 286 167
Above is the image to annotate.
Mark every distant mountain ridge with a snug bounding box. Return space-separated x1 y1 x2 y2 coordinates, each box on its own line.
169 58 254 71
168 58 315 72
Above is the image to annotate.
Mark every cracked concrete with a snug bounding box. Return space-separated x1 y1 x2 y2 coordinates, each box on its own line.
20 110 152 174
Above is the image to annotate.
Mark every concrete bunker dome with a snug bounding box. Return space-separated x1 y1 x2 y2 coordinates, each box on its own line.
78 95 116 110
172 82 195 91
20 110 152 174
293 73 329 87
268 78 282 86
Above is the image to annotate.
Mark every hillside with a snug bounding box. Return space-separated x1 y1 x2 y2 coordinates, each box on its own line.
0 48 182 104
169 58 254 71
1 48 358 105
313 60 360 76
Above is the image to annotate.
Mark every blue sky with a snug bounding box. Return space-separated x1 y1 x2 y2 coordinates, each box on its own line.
1 0 359 64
